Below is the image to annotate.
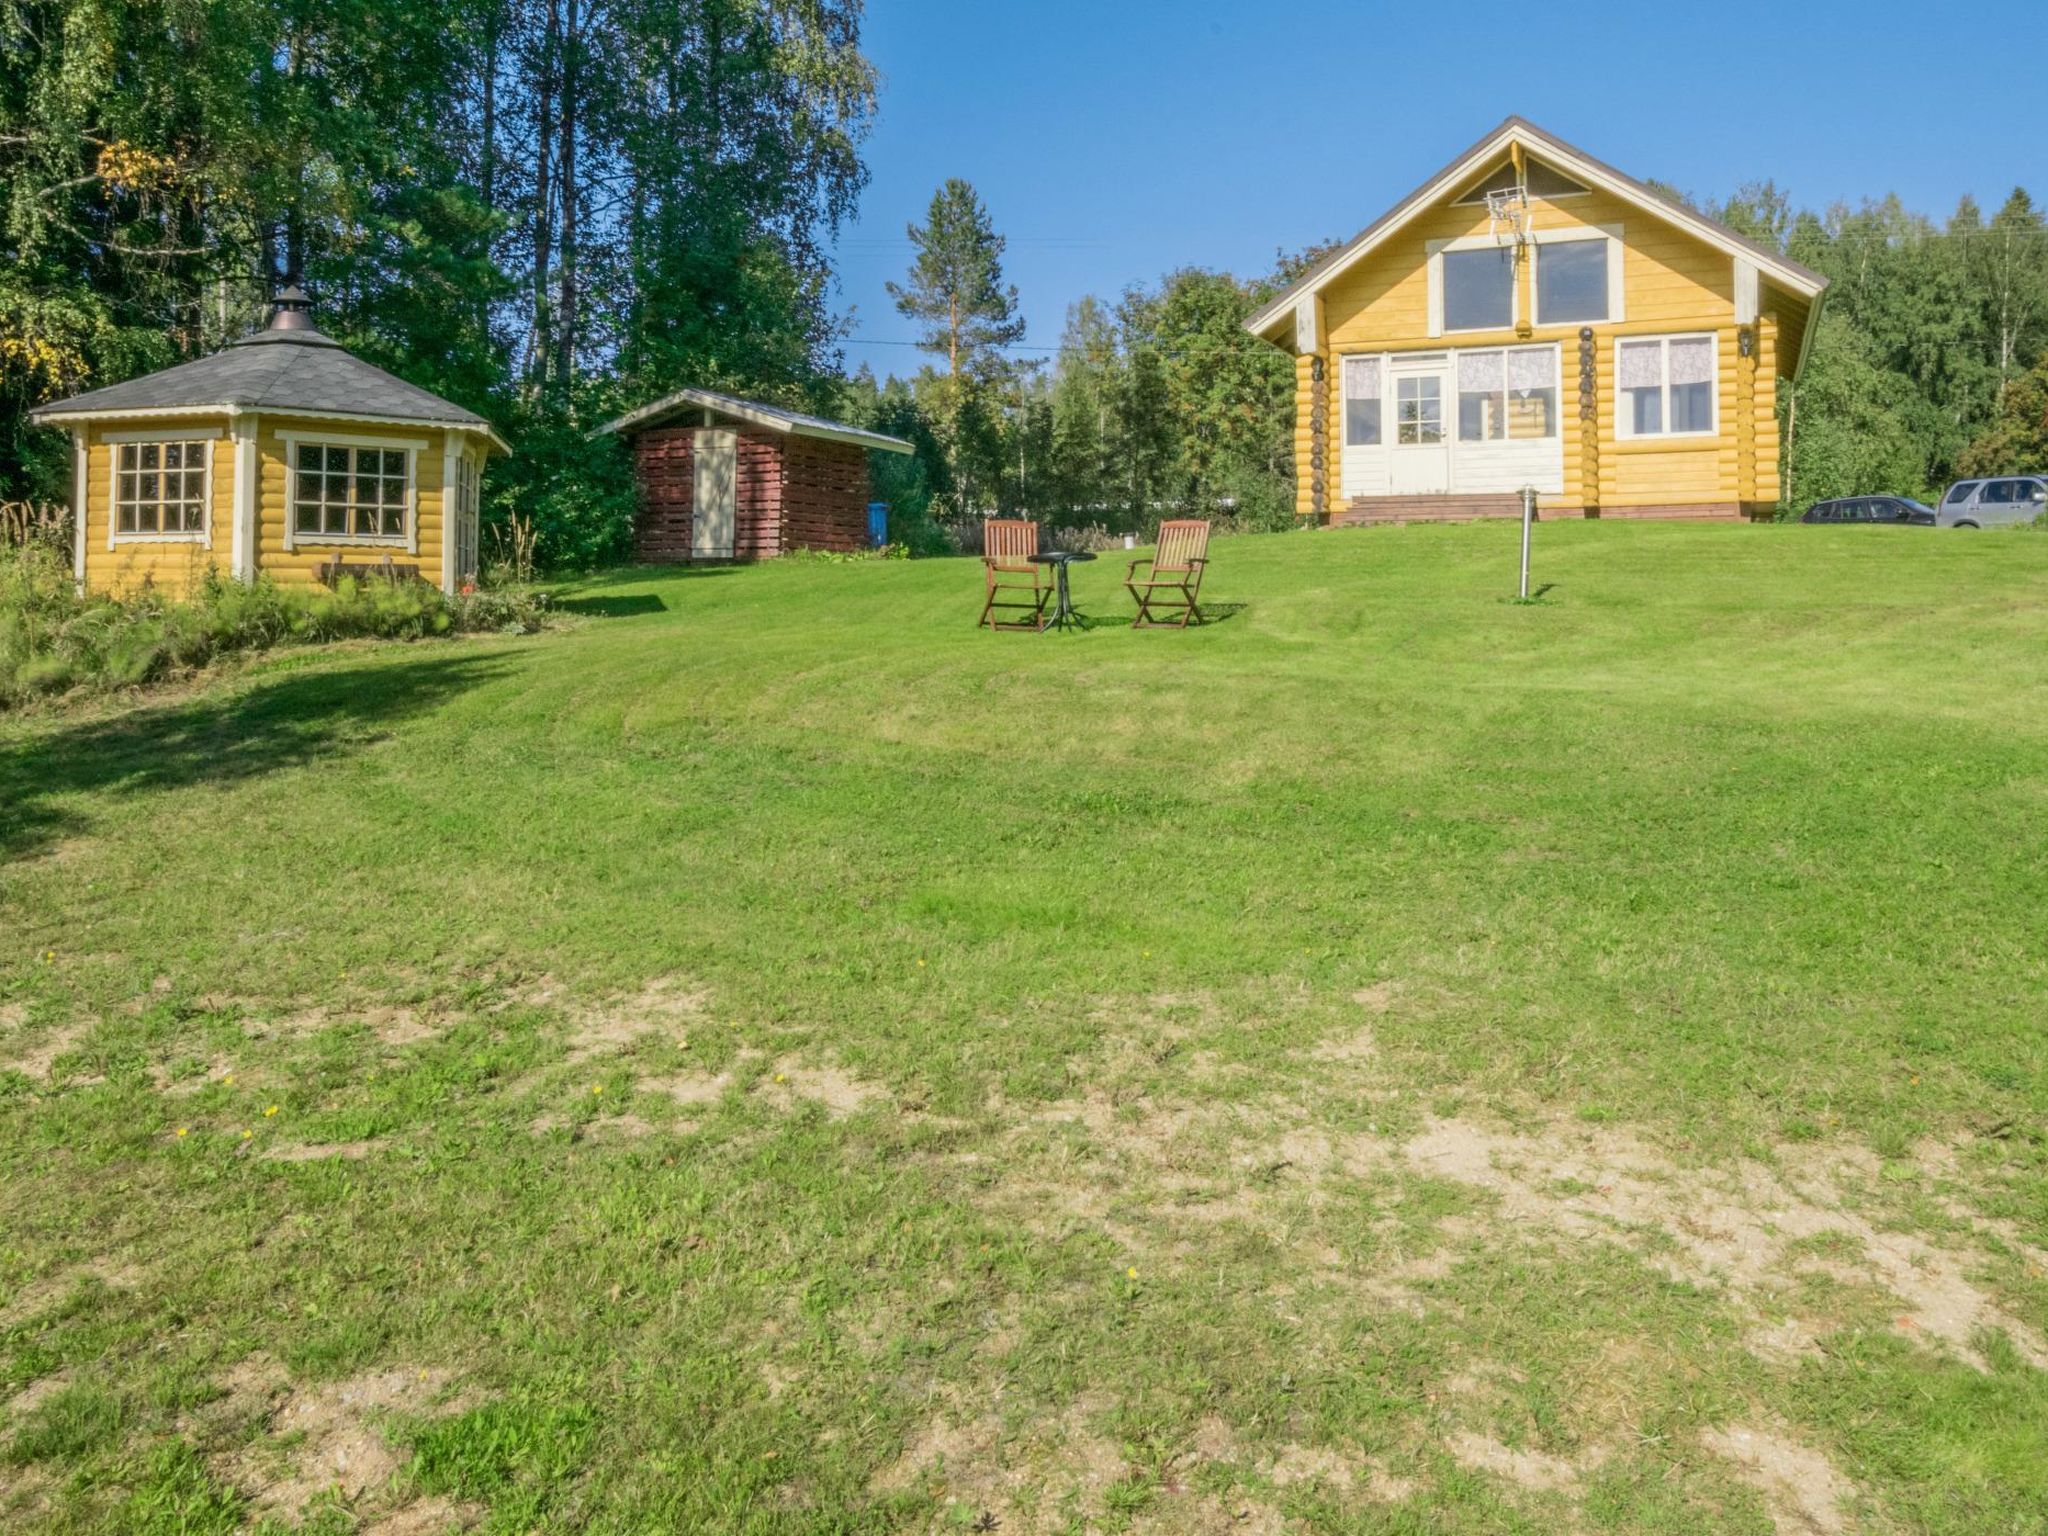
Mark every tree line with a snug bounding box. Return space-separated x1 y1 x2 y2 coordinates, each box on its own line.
1 0 875 564
4 5 2044 565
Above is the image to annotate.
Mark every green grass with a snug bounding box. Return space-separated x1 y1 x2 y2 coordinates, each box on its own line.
3 521 2046 1533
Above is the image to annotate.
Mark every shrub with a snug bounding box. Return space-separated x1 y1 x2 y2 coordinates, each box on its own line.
0 544 550 710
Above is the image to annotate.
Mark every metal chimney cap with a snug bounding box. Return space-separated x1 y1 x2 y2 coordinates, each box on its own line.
268 284 316 330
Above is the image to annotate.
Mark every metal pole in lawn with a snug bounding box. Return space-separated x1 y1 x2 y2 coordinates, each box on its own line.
1518 485 1534 600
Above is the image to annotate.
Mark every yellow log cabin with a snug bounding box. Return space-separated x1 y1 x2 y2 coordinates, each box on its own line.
1246 118 1829 524
28 287 505 597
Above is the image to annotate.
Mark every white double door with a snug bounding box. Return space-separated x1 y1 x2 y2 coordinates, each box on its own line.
1387 355 1451 495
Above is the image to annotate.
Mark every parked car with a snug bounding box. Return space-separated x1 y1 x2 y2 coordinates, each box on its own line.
1801 496 1937 525
1935 476 2048 528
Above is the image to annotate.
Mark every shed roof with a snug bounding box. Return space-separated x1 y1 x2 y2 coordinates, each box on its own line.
596 387 914 454
29 292 506 450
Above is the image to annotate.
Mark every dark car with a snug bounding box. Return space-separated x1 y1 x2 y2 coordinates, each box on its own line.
1801 496 1937 526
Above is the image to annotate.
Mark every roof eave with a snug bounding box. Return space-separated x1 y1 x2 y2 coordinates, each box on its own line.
28 400 510 454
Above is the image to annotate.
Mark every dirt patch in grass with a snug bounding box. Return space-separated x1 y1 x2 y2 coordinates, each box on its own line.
638 1069 733 1106
869 1392 1128 1532
757 1055 881 1119
553 975 708 1061
1701 1423 1853 1535
0 1016 90 1079
1445 1430 1593 1495
1395 1114 2048 1371
218 1361 469 1521
4 1370 72 1419
362 1495 482 1534
259 1139 385 1162
0 1259 143 1330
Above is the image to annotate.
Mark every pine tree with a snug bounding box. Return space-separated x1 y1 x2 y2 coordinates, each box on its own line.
888 179 1024 379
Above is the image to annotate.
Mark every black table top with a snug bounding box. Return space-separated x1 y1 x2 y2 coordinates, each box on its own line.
1027 549 1098 565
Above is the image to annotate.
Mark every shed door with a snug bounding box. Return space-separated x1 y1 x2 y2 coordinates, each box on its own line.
691 429 737 559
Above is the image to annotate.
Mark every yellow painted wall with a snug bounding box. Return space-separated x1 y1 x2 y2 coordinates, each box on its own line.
252 416 452 589
79 416 235 597
75 414 491 595
1295 171 1795 517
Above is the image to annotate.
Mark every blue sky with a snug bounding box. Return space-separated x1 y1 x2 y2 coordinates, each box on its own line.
833 0 2045 378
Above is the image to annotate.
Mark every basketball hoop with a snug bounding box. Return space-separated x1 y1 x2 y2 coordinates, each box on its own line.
1485 187 1530 250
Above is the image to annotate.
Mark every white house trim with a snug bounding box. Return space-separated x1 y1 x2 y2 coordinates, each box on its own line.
1734 258 1760 325
32 403 508 454
440 431 460 592
229 410 259 581
70 431 87 586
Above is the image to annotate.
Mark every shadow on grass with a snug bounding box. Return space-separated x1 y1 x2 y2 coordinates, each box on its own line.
1052 601 1248 632
0 651 517 863
558 564 739 593
553 593 669 618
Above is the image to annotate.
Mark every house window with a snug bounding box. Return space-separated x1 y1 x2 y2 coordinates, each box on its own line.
1535 238 1610 325
1395 376 1443 445
1457 348 1558 442
1617 335 1717 438
114 440 209 538
1442 246 1515 332
292 444 411 541
1342 356 1382 446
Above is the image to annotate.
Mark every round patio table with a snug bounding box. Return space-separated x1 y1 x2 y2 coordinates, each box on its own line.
1027 549 1096 632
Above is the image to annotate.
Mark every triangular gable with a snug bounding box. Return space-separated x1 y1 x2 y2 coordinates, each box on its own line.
1451 156 1589 205
1247 117 1828 372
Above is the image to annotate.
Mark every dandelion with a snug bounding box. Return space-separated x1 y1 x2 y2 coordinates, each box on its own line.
1126 1266 1139 1280
175 1127 189 1138
41 949 55 963
264 1104 279 1118
241 1129 254 1141
774 1073 787 1084
223 1073 235 1086
916 958 926 968
591 1084 604 1096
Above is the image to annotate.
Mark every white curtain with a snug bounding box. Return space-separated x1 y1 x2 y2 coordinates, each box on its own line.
1618 341 1662 390
1669 337 1714 386
1458 350 1504 392
1343 355 1381 401
1507 347 1555 392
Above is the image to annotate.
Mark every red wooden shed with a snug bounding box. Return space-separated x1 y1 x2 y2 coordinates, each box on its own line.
597 388 914 563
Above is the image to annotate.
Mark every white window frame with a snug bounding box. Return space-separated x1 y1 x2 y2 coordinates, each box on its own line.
1338 352 1385 447
277 429 425 553
1454 344 1563 444
1529 227 1625 327
1428 237 1520 336
104 430 214 549
1614 332 1720 442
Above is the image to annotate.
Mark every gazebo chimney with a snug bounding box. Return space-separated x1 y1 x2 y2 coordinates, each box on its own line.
267 283 317 333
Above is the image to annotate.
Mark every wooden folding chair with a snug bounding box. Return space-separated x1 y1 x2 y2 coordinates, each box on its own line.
979 518 1051 630
1125 519 1211 628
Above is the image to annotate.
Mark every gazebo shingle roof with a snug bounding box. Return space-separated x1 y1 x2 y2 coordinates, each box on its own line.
30 300 494 436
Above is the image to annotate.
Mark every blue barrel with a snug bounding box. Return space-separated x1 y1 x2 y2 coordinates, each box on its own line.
866 502 889 547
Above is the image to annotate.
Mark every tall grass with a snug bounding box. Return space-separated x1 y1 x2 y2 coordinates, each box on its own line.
0 544 546 709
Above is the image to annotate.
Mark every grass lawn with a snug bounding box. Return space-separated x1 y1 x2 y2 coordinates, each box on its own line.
3 519 2047 1534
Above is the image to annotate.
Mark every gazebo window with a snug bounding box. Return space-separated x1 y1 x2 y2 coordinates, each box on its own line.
115 440 209 538
293 444 410 541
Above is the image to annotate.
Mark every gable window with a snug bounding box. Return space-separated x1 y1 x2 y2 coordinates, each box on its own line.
292 443 411 542
114 440 209 539
1457 348 1559 442
1442 247 1515 332
1342 356 1382 446
1617 335 1716 438
1534 238 1611 325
